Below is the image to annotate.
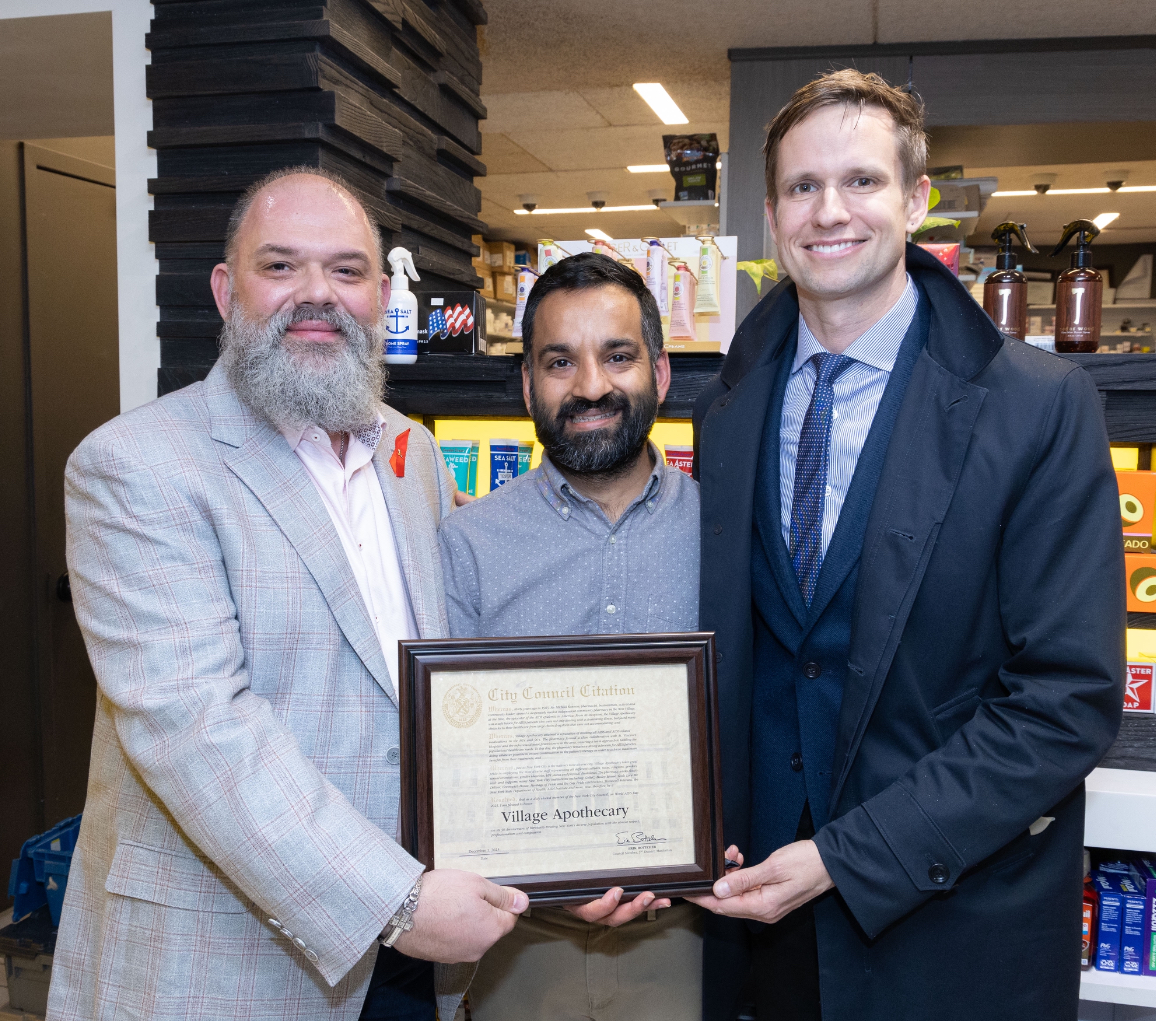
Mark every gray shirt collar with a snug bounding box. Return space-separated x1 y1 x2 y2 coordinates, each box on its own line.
536 442 666 522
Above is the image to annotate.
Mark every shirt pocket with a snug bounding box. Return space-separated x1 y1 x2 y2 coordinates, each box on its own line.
646 590 697 634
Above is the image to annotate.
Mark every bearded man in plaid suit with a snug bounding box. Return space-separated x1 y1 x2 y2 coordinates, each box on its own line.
47 168 527 1021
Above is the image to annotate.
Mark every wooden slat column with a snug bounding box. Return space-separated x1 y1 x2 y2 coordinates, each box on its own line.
145 0 488 396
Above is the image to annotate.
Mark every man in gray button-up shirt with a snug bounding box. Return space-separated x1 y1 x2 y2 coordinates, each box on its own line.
439 253 702 1021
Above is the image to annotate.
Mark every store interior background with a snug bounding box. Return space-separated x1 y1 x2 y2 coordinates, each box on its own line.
0 2 1154 1018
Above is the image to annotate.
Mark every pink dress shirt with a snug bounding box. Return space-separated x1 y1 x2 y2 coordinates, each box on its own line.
281 416 417 695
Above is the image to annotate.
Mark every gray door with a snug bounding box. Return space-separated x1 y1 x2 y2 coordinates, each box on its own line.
23 142 119 827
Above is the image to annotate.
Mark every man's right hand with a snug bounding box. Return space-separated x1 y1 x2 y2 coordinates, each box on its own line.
392 869 528 963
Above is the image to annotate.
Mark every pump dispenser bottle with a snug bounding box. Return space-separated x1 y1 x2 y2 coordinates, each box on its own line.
384 246 420 364
1051 220 1103 353
983 221 1037 339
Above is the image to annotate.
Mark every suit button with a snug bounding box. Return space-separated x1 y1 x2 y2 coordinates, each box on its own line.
713 524 723 535
928 863 950 885
304 949 319 963
386 746 401 765
294 937 307 950
790 752 803 772
803 661 821 679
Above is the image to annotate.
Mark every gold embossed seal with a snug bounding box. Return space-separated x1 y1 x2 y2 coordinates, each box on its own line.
442 683 483 728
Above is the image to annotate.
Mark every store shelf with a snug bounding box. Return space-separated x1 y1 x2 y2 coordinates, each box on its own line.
1085 767 1156 851
1080 968 1156 1008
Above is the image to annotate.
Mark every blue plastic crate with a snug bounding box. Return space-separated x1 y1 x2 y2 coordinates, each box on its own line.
7 814 81 925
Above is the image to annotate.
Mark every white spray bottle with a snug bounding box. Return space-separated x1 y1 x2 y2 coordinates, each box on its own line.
385 246 420 364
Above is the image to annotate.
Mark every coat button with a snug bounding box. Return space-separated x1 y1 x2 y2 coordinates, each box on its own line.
386 746 401 765
713 524 723 535
293 937 306 950
790 752 803 772
928 863 950 885
803 661 821 679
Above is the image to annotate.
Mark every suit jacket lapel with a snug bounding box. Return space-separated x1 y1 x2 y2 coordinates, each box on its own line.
371 420 445 642
205 367 397 702
829 349 987 809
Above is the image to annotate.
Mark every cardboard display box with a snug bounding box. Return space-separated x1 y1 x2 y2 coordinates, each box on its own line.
418 291 487 355
1117 471 1156 553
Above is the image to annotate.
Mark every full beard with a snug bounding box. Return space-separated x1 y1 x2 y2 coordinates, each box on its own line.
529 374 659 480
218 300 387 433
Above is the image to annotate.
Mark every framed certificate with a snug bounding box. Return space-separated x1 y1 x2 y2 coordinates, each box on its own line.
398 633 724 904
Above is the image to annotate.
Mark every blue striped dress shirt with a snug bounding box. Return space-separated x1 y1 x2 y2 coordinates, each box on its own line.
780 275 919 556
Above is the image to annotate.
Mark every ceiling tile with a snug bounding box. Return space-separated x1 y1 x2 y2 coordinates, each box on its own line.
481 133 552 175
506 122 728 172
481 91 608 134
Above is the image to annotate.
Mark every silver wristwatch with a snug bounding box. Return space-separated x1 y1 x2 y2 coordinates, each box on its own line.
380 875 423 948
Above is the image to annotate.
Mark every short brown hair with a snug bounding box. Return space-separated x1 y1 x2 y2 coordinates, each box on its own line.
223 165 383 269
763 69 928 205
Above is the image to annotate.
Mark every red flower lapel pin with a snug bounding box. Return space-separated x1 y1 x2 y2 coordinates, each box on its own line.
389 428 411 478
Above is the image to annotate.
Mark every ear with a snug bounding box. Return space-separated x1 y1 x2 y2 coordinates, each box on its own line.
380 272 391 313
764 198 779 248
210 263 233 320
905 174 932 235
654 348 671 405
521 358 532 413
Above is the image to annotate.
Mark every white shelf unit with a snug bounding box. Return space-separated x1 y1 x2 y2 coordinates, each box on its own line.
1082 768 1156 1009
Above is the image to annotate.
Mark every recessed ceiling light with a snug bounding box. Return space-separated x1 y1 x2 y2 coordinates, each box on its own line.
632 83 688 125
1092 212 1120 229
513 204 660 215
585 228 614 241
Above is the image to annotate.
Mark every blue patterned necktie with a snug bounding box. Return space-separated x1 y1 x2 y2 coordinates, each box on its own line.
790 352 853 605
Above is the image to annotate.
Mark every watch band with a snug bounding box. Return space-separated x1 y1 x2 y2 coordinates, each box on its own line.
380 874 423 948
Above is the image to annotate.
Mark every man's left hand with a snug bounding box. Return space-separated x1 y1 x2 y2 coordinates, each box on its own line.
566 887 671 927
453 489 476 507
687 839 834 924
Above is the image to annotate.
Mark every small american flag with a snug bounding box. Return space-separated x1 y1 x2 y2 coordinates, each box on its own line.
447 303 475 337
428 307 448 339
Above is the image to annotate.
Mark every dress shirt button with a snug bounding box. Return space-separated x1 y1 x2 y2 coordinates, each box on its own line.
928 863 950 885
609 535 616 544
647 500 654 509
305 949 319 963
606 604 616 614
386 746 401 765
293 937 307 950
561 506 570 516
803 661 821 679
790 752 804 772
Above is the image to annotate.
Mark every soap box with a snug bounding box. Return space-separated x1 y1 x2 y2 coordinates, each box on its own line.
1125 553 1156 612
418 292 487 355
1094 871 1147 973
1126 662 1154 713
1117 471 1156 553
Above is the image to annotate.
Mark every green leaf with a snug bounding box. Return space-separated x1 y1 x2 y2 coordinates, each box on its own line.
911 216 961 240
928 185 941 212
736 258 779 294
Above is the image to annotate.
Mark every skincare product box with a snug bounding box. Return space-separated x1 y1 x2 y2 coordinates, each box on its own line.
418 292 487 355
1117 471 1156 553
1093 871 1124 971
1094 871 1147 973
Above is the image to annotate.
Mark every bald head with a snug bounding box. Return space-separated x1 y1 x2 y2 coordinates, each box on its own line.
224 167 383 272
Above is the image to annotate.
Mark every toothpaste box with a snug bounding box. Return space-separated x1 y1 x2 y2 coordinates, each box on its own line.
1094 871 1148 973
1131 859 1156 976
1117 471 1156 553
1093 871 1123 971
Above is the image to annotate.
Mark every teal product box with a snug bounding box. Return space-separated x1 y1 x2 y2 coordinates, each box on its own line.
439 440 475 496
490 439 519 489
1094 871 1123 971
517 440 533 476
468 441 479 495
1094 871 1147 973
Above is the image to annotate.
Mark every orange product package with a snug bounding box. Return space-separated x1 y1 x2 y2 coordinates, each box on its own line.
1117 471 1156 553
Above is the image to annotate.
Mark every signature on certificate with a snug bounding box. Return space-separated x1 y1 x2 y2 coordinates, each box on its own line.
615 831 667 845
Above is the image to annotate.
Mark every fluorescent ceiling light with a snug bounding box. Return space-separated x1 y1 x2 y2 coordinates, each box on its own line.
992 190 1037 197
993 186 1155 197
514 204 659 215
628 161 723 173
585 228 614 241
632 83 688 125
1122 185 1156 192
1092 212 1120 229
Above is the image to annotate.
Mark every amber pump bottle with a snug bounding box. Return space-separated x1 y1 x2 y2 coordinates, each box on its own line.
1052 219 1103 353
983 221 1038 339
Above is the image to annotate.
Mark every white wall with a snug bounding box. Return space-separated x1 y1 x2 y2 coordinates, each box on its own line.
0 0 156 412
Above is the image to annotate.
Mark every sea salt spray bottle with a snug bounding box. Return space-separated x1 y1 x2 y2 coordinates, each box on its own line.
385 246 420 365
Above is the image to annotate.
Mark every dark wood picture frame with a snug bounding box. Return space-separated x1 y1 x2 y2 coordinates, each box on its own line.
398 633 725 905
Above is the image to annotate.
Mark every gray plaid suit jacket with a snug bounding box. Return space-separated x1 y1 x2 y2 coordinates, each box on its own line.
47 361 466 1021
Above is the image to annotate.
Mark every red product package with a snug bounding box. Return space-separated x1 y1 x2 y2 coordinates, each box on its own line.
1083 877 1099 968
918 243 960 276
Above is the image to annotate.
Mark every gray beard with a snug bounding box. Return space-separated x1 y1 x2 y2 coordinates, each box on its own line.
219 300 387 433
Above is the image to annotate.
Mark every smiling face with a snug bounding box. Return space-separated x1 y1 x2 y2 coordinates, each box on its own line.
522 284 671 478
209 173 391 431
767 103 930 308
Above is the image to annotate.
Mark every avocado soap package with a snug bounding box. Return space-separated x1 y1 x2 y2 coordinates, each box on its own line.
418 292 487 355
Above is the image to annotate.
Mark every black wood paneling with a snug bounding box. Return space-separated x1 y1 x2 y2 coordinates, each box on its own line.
147 0 488 393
